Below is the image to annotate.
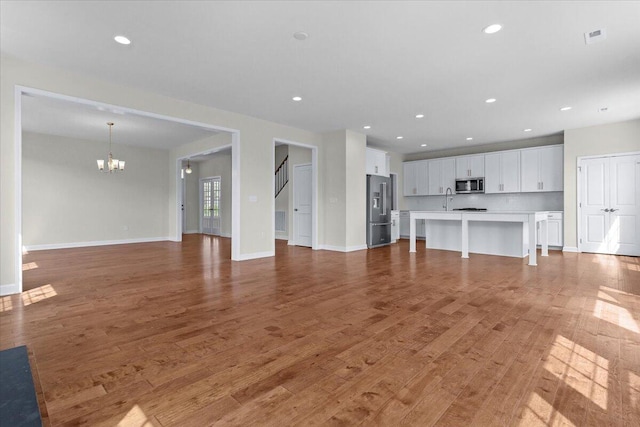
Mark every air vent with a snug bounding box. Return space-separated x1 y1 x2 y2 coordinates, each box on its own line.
584 28 606 45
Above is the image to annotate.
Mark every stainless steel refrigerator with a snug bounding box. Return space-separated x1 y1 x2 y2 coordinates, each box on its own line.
367 174 392 248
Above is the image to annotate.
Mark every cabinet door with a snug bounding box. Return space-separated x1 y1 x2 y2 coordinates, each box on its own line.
441 158 456 194
501 150 521 193
455 157 469 178
484 153 502 193
468 154 485 177
539 145 563 191
403 162 417 196
548 220 562 246
415 161 429 195
520 149 540 192
366 149 377 175
428 159 443 195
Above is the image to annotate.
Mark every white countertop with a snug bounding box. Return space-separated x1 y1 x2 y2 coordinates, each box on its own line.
409 210 549 214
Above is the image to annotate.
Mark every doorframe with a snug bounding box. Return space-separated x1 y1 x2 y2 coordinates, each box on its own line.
12 85 241 295
272 138 318 250
576 150 640 254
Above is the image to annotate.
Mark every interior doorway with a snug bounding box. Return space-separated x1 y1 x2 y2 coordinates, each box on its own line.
272 139 318 250
200 176 222 235
578 152 640 256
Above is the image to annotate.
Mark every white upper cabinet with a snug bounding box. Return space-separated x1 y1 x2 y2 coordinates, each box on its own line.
455 154 485 178
521 145 563 192
366 147 388 176
428 158 456 195
403 160 429 196
485 150 520 193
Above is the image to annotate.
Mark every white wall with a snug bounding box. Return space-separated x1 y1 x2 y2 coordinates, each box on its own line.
22 132 170 247
563 118 640 249
198 153 233 237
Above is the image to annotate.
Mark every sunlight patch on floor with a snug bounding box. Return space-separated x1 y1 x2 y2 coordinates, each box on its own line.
0 296 13 312
594 299 639 334
118 404 155 427
21 284 57 306
518 391 576 426
22 261 39 271
544 335 608 411
629 371 640 408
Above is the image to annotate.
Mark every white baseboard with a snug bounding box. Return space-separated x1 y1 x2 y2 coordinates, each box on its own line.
275 236 289 241
24 237 172 251
287 240 295 246
236 250 275 261
563 246 579 253
318 244 368 253
0 283 20 296
219 232 232 238
183 229 200 234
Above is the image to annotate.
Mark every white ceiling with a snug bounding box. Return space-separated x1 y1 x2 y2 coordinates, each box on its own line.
3 1 640 154
21 94 220 150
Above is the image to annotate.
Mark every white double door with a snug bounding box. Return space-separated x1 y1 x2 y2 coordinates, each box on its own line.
580 154 640 255
201 177 221 235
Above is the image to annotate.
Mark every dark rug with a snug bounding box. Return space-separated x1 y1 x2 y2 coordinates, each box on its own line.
0 345 43 426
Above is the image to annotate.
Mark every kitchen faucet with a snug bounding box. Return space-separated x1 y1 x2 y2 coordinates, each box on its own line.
443 187 453 211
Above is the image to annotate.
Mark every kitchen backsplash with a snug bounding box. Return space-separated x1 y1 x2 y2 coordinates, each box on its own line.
403 192 563 212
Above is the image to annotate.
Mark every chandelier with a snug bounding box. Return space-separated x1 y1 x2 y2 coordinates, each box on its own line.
97 122 125 172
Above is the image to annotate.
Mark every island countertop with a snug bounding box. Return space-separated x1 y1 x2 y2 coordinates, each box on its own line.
408 210 550 266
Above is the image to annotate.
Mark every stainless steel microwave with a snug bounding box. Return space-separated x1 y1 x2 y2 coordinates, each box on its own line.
455 177 484 194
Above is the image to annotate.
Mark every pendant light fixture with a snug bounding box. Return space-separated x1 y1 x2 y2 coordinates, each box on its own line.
97 122 125 172
185 159 193 174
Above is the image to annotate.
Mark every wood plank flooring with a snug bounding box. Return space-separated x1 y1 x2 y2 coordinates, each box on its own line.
1 235 639 426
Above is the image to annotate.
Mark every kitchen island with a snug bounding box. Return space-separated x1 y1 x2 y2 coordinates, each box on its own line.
409 211 549 266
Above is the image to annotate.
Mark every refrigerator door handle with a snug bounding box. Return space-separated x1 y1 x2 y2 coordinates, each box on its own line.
381 182 387 213
371 222 392 226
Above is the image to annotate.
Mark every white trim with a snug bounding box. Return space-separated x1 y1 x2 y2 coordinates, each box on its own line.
562 246 579 253
24 237 173 251
275 236 289 241
318 244 368 253
232 132 241 260
236 250 275 261
14 86 23 294
219 232 232 238
183 229 200 234
272 138 318 250
0 284 20 297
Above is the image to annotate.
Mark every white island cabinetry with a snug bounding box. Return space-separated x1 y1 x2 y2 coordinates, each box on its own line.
409 211 550 266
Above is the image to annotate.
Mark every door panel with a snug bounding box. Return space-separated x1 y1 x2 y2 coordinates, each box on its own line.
580 154 639 256
501 151 521 193
294 164 312 247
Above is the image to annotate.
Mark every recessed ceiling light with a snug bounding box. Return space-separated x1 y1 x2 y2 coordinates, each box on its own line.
415 114 425 119
293 31 309 41
466 137 473 141
524 128 532 132
363 125 371 129
292 96 302 102
483 24 502 34
114 35 131 45
560 106 572 111
420 144 427 147
396 136 403 140
485 98 497 104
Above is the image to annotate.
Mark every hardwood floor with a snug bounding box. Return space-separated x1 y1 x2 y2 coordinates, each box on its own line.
1 235 639 426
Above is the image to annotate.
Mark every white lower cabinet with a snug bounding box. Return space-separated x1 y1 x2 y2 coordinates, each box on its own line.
391 210 400 242
399 211 425 238
537 212 563 247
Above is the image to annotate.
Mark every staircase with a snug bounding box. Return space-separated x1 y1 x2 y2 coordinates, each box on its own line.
275 155 288 198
